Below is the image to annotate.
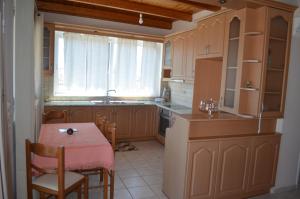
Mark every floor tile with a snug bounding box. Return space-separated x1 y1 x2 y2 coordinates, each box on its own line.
150 185 168 199
136 166 162 176
117 168 140 179
114 188 133 199
122 176 148 188
128 186 156 199
142 175 163 186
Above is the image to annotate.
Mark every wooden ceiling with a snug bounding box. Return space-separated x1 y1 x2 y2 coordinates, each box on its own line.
37 0 221 29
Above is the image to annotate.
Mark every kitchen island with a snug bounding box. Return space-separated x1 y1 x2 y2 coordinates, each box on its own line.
163 112 280 199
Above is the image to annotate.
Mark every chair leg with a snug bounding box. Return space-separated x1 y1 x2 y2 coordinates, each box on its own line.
100 168 104 182
27 188 33 199
40 192 47 199
103 170 108 199
77 186 82 199
110 171 115 199
84 176 89 199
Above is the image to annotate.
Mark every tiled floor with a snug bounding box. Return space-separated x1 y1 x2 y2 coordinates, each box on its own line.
68 140 166 199
66 140 300 199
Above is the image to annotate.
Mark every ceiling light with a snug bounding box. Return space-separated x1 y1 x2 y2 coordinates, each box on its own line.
139 13 143 25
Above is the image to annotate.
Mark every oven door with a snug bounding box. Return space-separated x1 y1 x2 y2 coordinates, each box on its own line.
159 109 170 137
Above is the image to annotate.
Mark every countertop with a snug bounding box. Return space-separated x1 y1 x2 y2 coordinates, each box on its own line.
180 111 257 121
44 100 193 115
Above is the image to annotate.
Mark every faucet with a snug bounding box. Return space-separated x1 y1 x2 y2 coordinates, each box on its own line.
105 89 116 103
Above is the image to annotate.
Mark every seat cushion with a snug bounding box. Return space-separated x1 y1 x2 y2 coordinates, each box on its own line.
32 171 84 191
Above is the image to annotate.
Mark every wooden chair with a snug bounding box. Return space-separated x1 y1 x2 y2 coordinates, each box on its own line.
43 110 68 124
25 139 88 199
95 115 107 133
95 115 116 199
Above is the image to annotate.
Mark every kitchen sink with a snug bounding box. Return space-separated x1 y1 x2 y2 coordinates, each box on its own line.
91 100 144 105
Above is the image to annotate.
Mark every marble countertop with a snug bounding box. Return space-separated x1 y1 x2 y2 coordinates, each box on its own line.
44 100 192 115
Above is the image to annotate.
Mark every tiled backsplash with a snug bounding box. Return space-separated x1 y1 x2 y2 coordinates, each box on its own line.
168 81 194 108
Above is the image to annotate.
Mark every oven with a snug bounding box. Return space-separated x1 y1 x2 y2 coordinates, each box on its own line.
159 108 171 137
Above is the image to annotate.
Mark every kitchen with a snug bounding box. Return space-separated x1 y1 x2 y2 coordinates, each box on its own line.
1 0 300 199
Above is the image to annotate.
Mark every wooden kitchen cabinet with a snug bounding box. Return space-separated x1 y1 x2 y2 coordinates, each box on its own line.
132 106 156 138
68 107 93 123
215 138 251 199
93 107 113 121
182 134 281 199
184 30 196 82
112 106 132 139
171 35 185 80
261 8 292 118
220 10 245 114
43 23 54 75
186 141 219 199
196 14 225 59
247 134 281 195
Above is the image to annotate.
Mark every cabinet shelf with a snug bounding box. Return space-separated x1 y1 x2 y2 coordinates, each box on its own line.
162 78 171 82
270 36 287 42
244 32 263 36
225 88 236 92
240 87 259 91
267 67 284 72
243 60 261 63
227 66 238 69
264 91 281 95
229 37 240 41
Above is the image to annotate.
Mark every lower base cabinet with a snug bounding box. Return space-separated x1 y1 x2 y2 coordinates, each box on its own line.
185 134 281 199
44 105 158 140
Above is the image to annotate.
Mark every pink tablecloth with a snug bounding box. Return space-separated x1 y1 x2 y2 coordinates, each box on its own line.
33 123 114 171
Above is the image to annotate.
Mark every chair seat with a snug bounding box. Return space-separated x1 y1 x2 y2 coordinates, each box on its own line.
33 171 84 191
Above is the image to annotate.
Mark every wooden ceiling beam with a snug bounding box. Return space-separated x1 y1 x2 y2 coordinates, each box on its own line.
171 0 221 11
66 0 193 21
37 1 173 29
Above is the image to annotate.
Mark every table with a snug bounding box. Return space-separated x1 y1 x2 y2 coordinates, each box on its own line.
34 122 114 199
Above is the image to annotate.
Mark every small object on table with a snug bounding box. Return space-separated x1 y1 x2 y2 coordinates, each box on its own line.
67 128 74 135
199 98 219 117
245 80 253 88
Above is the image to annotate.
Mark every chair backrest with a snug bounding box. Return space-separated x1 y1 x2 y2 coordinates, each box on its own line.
43 110 68 124
25 139 65 194
104 122 116 151
95 115 107 134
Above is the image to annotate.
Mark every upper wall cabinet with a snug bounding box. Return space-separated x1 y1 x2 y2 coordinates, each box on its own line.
195 14 225 59
165 30 196 82
184 30 196 82
238 7 292 118
43 23 54 75
220 10 245 114
261 8 292 118
163 40 172 69
171 35 185 80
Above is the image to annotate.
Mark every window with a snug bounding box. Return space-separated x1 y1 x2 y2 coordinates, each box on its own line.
54 31 163 97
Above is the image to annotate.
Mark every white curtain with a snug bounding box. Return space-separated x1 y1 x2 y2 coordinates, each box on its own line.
109 38 162 97
54 32 162 97
54 31 109 96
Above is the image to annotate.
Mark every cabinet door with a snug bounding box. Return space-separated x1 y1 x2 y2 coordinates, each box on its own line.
44 106 70 123
207 15 225 57
196 21 209 58
43 23 54 74
261 8 292 118
132 106 155 138
215 138 251 199
220 12 244 114
172 35 185 79
69 107 93 123
93 107 113 122
113 106 132 139
186 141 219 199
247 135 280 193
184 31 196 82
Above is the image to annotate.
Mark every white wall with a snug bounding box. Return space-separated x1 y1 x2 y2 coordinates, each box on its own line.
14 0 35 197
272 5 300 192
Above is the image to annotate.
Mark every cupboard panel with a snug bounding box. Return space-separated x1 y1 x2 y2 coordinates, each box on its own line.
215 139 251 199
186 141 219 199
